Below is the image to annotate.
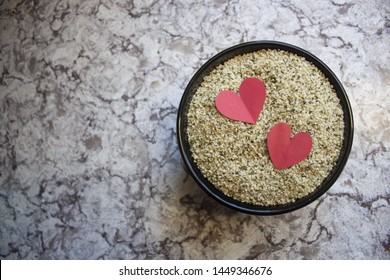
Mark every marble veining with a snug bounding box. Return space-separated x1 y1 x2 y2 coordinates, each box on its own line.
0 0 389 259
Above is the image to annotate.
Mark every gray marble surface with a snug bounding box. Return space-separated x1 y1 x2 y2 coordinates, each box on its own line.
0 0 389 260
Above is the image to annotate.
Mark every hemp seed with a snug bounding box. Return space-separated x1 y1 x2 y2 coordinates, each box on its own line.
186 49 344 206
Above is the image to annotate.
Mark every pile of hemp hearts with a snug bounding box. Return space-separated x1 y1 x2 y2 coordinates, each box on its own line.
186 49 344 206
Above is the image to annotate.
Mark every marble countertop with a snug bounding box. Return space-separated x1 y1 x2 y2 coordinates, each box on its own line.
0 0 389 260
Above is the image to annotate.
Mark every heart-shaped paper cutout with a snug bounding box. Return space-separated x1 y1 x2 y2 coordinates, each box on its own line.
215 78 266 124
267 122 313 169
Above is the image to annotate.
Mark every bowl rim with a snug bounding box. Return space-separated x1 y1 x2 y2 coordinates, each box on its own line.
177 40 354 215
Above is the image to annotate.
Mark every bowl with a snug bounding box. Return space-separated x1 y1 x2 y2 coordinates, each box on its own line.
177 41 353 215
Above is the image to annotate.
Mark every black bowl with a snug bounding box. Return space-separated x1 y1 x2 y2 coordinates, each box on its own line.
177 41 353 215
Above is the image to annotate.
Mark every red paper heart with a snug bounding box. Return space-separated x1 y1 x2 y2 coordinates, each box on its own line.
267 122 313 169
215 78 266 124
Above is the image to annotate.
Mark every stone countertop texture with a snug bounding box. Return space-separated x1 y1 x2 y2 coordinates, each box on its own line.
0 0 389 260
